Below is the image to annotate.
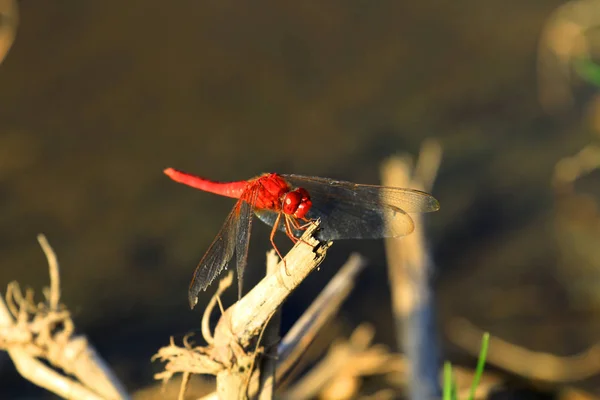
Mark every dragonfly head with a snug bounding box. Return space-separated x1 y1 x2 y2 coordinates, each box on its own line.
282 188 312 219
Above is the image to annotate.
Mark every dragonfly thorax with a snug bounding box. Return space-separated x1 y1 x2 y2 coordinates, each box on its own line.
282 188 312 219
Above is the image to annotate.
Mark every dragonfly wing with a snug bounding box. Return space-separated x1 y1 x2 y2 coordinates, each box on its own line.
188 202 240 308
283 174 438 240
234 189 257 299
255 209 282 231
309 198 414 240
284 175 439 212
255 209 303 237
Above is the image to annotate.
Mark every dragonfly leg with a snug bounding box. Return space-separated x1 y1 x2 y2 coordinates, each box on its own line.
269 213 289 276
291 216 316 232
284 216 299 243
285 215 312 247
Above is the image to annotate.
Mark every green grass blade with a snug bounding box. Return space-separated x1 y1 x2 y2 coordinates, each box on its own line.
467 332 490 400
574 56 600 87
443 361 454 400
451 372 459 400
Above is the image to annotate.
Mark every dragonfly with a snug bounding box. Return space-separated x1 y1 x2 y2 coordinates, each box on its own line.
164 168 440 308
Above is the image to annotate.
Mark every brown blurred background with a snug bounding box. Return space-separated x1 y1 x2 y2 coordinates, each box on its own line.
1 0 599 398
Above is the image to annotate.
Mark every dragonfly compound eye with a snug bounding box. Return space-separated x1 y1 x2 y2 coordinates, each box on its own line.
294 198 312 219
283 191 302 215
292 188 312 218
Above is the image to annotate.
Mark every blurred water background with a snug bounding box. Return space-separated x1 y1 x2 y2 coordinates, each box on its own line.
1 1 599 398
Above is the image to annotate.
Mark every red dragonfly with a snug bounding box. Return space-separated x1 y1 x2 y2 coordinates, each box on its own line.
164 168 440 308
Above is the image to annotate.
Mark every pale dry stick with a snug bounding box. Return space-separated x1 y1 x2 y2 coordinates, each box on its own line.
412 140 443 193
0 234 130 400
0 0 18 65
213 221 330 353
176 372 190 400
257 251 282 400
5 346 106 400
155 222 330 399
384 360 501 400
197 253 367 400
560 388 600 400
381 140 442 400
36 235 130 400
553 144 600 189
154 273 236 398
537 0 600 112
215 222 330 399
448 318 600 383
285 324 406 400
37 235 60 312
201 271 235 347
276 253 367 373
0 298 105 400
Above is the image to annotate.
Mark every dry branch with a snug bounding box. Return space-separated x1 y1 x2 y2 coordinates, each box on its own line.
154 221 332 399
0 234 129 400
381 140 442 400
256 251 282 400
448 318 600 383
285 324 406 400
219 222 330 348
553 144 600 190
276 252 366 374
170 247 367 400
0 0 18 65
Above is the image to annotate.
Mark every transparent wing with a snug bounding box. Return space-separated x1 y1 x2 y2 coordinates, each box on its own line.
234 189 257 299
279 174 439 241
255 197 414 241
188 202 241 308
255 208 293 234
284 175 439 212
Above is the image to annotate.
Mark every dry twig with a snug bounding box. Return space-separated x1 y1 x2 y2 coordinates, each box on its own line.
0 0 17 65
0 234 129 400
178 250 367 400
256 251 282 399
380 140 442 400
553 144 600 190
276 253 366 377
154 222 332 399
285 324 406 400
448 318 600 383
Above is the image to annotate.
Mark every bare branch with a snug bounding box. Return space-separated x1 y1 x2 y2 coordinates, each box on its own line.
155 221 331 399
276 253 367 371
201 271 234 346
196 252 366 400
37 234 60 311
217 222 330 350
0 235 130 400
0 0 18 65
380 142 442 400
10 347 106 400
257 251 282 399
285 324 405 400
448 318 600 383
177 372 190 400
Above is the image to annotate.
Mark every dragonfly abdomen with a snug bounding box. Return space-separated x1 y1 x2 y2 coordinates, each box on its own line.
164 168 247 199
